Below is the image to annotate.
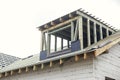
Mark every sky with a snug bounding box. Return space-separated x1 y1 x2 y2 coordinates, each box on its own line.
0 0 120 58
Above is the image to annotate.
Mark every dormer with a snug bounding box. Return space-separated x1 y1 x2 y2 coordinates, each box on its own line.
38 9 116 60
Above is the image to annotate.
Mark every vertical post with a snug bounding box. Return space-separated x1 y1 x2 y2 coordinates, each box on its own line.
79 16 83 49
100 25 103 40
94 23 97 43
55 36 57 51
87 19 91 46
106 28 109 37
67 40 69 48
74 20 79 41
71 21 74 42
40 32 43 51
44 33 47 50
47 33 51 54
61 38 63 50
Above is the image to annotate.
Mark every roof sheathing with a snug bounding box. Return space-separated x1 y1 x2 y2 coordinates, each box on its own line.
38 8 117 32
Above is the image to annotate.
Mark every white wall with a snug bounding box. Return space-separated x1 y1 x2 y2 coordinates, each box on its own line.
1 44 120 80
93 44 120 80
1 56 94 80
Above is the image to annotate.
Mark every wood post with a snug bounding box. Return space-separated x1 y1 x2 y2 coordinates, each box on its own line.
60 59 63 65
50 61 53 67
0 73 2 78
71 21 74 42
33 65 37 71
94 23 97 43
25 67 29 72
18 69 22 74
75 55 80 61
5 72 8 77
41 63 44 69
84 53 87 59
10 71 14 75
87 19 91 46
79 16 83 49
100 25 103 39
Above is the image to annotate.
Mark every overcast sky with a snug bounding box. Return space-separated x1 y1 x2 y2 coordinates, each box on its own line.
0 0 120 58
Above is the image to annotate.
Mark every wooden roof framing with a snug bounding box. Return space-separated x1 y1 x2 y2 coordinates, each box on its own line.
0 9 119 78
0 31 120 78
38 8 117 32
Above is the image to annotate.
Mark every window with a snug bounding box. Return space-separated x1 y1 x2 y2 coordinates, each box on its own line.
47 24 72 54
105 77 115 80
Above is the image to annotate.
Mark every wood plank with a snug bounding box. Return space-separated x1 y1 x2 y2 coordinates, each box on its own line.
0 73 2 78
18 69 22 74
60 59 63 65
75 55 80 61
5 72 8 77
41 63 44 69
33 65 37 71
59 18 64 22
94 37 120 56
84 53 87 59
26 67 29 72
10 71 14 75
69 14 73 18
51 21 55 26
79 16 83 49
42 17 79 33
50 61 53 67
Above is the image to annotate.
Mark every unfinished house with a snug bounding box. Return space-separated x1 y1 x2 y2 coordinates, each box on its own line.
0 9 120 80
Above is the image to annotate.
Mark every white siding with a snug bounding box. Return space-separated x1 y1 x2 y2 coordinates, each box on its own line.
93 44 120 80
1 56 94 80
1 44 120 80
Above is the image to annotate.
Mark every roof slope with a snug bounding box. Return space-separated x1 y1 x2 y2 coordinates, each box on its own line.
0 31 120 73
0 53 20 69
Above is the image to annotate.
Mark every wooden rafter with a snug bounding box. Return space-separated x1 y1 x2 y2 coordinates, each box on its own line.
94 37 120 56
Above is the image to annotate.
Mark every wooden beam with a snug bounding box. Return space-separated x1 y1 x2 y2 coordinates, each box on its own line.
100 25 103 39
42 17 79 33
47 34 51 55
33 65 37 71
79 16 83 49
69 14 73 18
60 59 63 65
87 19 91 46
41 63 44 69
44 24 49 28
25 67 29 72
5 72 8 77
59 18 64 22
106 28 109 37
40 32 44 51
51 21 55 26
55 36 57 51
76 11 115 32
74 20 79 41
18 69 22 74
50 61 53 67
75 55 80 61
84 53 87 59
71 21 74 41
94 23 97 43
61 38 63 50
94 37 120 56
0 73 3 78
10 71 14 75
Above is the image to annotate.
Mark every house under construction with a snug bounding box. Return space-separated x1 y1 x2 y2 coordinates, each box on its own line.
0 9 120 80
